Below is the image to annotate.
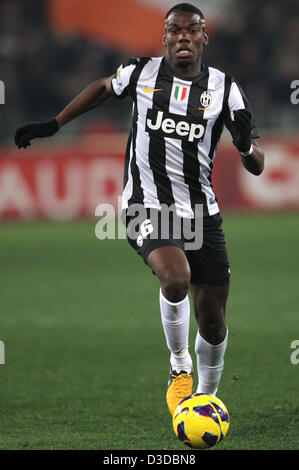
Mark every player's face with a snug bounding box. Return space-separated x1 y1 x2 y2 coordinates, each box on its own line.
163 11 208 75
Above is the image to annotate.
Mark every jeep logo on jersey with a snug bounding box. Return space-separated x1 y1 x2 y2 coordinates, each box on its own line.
145 109 207 143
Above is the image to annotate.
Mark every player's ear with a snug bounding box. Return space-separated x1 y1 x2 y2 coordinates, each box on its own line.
203 31 209 46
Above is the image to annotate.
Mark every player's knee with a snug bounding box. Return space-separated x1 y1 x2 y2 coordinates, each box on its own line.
200 315 227 345
199 309 227 345
194 286 228 344
196 300 227 344
162 270 190 303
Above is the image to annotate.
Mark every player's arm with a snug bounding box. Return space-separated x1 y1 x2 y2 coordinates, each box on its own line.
231 109 264 176
14 75 114 149
225 79 265 176
240 138 264 176
56 76 113 127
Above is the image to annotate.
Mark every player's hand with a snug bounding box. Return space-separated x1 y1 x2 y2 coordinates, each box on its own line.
14 119 59 149
231 109 253 153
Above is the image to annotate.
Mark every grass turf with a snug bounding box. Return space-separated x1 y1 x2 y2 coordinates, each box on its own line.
0 213 298 450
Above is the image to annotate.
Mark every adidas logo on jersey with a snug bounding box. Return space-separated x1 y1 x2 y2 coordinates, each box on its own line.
146 109 206 143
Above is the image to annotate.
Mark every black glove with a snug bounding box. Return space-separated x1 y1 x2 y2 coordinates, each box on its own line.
14 119 59 149
231 109 253 153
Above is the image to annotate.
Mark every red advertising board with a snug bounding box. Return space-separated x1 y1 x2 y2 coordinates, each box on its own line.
0 138 298 220
213 138 299 211
0 148 124 220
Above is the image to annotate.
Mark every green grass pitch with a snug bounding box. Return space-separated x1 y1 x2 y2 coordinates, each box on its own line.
0 213 298 450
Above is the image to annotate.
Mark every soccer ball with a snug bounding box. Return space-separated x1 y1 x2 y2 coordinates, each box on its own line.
172 393 230 449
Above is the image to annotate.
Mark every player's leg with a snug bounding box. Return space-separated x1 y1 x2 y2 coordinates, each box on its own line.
186 212 230 396
191 283 229 396
124 208 192 366
123 208 194 413
148 245 192 371
147 245 193 414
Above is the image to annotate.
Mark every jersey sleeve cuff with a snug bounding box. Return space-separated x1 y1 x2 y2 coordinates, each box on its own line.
111 74 129 100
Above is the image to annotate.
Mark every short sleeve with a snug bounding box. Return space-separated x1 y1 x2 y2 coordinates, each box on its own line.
224 79 260 139
111 58 139 100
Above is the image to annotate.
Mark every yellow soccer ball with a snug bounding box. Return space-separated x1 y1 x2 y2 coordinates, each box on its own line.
172 393 230 449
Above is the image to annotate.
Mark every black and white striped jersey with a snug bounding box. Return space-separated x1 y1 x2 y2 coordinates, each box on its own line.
111 56 259 218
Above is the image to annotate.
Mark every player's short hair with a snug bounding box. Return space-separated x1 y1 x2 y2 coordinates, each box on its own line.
165 3 205 23
165 3 205 30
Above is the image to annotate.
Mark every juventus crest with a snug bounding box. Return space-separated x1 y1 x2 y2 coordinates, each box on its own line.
200 90 212 108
